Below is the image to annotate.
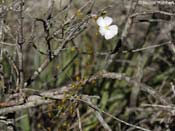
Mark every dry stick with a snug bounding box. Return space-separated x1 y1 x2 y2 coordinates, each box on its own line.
0 3 5 60
81 41 172 57
0 42 15 46
35 18 53 60
170 82 175 96
30 19 52 56
24 17 89 87
131 10 175 18
94 111 112 131
0 72 169 131
53 0 73 19
76 108 83 131
76 98 151 131
17 0 24 90
38 0 54 61
116 41 172 54
52 0 93 37
0 97 53 115
0 71 170 114
4 51 19 87
86 98 112 131
60 52 79 72
141 104 175 110
105 0 139 69
1 2 18 127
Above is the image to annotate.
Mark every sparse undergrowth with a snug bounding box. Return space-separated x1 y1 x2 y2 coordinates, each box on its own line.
0 0 175 131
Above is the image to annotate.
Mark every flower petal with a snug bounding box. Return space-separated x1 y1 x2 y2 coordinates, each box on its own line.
109 25 118 36
104 31 114 40
99 27 106 36
104 25 118 40
103 16 113 26
96 17 105 27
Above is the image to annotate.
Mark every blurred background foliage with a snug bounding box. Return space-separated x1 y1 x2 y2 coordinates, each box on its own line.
1 0 175 131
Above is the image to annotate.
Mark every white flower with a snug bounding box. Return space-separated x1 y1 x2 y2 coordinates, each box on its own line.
96 16 118 40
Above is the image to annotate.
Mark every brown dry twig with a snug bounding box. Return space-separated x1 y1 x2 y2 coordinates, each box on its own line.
0 71 169 114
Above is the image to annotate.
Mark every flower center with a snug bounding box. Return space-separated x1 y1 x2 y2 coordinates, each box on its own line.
104 26 109 30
